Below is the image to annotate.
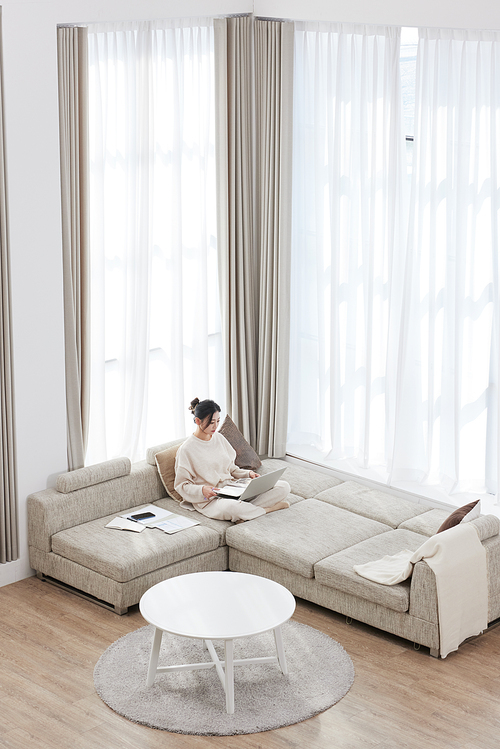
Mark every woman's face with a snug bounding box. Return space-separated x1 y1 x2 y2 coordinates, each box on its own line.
200 412 220 436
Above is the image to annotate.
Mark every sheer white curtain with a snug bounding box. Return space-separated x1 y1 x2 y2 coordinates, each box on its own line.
87 19 222 464
392 29 500 498
288 23 406 476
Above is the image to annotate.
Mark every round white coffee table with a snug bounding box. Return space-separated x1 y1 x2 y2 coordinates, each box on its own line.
139 571 296 714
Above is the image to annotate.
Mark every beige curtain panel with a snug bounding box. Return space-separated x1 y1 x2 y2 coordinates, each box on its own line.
57 26 90 471
255 19 294 457
215 16 294 457
214 15 259 448
0 12 19 563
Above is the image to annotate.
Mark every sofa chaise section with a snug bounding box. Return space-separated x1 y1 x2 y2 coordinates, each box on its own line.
27 457 228 613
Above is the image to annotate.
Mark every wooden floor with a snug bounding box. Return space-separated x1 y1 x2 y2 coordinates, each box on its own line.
0 577 498 749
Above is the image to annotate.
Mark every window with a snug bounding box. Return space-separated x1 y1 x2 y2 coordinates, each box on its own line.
288 23 406 479
288 24 500 508
391 28 500 504
400 27 418 177
86 20 223 464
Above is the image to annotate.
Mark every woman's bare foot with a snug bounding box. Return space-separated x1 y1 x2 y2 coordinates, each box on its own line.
265 500 290 514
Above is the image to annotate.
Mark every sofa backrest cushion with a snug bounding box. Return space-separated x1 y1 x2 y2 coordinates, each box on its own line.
315 481 427 529
56 457 131 493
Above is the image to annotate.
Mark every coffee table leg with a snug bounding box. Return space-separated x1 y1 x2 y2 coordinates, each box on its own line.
274 625 288 675
224 639 234 714
146 627 163 687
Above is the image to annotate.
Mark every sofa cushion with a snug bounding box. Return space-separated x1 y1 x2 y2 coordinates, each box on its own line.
259 459 343 499
315 529 429 613
51 507 221 583
154 497 232 545
315 481 427 528
226 498 391 579
287 492 307 506
399 509 451 536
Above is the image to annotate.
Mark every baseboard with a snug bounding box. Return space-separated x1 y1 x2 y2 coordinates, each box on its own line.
0 558 35 588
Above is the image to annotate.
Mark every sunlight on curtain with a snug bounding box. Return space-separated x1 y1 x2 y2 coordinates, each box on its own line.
288 23 406 477
391 28 500 499
86 19 222 464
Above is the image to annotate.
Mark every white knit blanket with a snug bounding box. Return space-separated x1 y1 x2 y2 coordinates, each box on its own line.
354 523 488 657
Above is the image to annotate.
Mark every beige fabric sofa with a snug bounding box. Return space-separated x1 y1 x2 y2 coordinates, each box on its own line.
27 441 500 656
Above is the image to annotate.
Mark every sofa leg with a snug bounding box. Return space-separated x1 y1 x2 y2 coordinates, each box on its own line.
429 647 439 658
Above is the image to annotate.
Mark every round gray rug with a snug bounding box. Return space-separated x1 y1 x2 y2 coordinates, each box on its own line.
94 621 354 735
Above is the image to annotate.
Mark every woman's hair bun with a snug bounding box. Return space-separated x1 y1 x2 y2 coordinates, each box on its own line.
189 397 200 413
189 397 221 424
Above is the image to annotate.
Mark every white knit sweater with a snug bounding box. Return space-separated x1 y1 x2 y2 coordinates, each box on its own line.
174 432 251 506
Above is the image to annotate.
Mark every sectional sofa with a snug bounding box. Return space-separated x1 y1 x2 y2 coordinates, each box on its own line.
27 438 500 657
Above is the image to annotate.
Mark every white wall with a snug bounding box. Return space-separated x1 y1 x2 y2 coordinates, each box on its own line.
0 0 251 587
255 0 500 30
2 0 499 587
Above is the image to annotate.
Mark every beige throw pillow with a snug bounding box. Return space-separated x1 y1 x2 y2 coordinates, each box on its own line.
155 444 183 502
219 415 262 470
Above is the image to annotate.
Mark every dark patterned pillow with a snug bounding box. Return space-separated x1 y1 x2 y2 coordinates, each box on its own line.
219 415 262 471
437 500 481 533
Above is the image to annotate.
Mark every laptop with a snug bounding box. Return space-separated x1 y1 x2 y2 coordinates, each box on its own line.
214 467 287 501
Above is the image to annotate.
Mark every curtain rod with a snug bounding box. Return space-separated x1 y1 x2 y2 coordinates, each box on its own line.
57 13 294 29
256 17 293 23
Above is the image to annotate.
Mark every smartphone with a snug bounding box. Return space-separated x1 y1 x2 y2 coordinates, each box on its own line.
130 511 155 520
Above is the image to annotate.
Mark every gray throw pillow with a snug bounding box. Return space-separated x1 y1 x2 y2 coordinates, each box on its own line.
219 415 262 471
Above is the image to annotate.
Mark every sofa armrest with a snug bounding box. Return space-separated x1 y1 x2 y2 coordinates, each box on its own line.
409 560 438 624
483 534 500 621
471 514 500 542
409 517 500 626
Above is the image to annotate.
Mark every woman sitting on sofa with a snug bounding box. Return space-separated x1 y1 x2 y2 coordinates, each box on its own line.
174 398 290 523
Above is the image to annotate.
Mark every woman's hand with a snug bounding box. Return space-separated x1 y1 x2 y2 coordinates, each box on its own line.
249 471 260 479
202 485 218 499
